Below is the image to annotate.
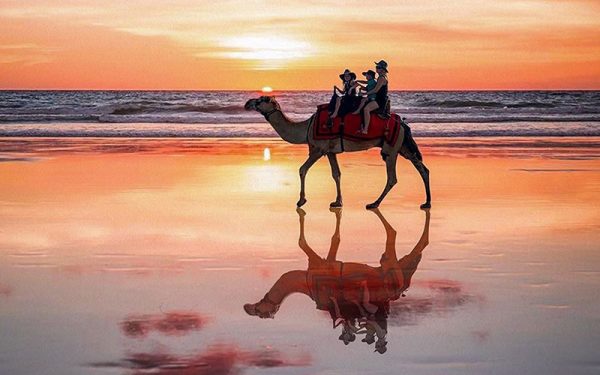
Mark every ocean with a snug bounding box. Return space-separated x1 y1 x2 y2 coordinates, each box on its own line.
0 90 599 137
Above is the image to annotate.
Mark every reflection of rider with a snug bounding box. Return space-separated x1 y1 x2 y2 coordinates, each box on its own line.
244 207 431 354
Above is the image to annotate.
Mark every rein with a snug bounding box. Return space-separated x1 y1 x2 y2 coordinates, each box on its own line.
260 108 281 121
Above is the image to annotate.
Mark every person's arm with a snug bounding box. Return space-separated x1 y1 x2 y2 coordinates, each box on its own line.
333 85 343 94
347 83 360 95
355 79 368 84
354 83 366 95
365 77 387 96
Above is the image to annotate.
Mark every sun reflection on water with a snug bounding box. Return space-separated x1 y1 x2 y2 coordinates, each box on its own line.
244 164 291 192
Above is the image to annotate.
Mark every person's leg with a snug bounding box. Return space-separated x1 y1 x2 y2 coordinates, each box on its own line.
330 97 342 118
352 98 366 115
360 281 378 314
328 90 337 114
362 101 379 134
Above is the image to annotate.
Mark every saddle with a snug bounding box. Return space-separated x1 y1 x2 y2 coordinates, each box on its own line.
314 103 400 145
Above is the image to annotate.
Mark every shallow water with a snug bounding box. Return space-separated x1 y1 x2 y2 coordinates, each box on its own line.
1 121 599 138
0 138 599 374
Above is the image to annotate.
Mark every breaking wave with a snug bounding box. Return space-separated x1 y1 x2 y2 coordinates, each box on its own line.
0 90 598 136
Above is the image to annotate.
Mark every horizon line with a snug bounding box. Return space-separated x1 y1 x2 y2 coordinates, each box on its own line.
1 88 599 92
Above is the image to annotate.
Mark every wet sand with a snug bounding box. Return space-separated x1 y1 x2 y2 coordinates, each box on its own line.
0 137 599 375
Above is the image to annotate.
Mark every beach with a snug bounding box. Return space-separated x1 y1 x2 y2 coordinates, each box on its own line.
1 136 599 374
2 0 599 371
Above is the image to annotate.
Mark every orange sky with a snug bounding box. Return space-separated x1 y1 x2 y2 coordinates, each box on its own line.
0 0 599 90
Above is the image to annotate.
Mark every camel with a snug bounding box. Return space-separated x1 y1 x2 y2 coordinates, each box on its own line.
244 96 431 209
243 207 431 352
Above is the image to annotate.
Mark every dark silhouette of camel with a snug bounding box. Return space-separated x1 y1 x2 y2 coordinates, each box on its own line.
244 207 430 353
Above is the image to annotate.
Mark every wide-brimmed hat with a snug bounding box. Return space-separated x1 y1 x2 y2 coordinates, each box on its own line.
339 69 357 80
362 70 376 77
374 60 388 72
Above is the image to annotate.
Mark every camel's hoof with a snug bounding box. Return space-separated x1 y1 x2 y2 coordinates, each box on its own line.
369 207 381 215
329 207 342 216
366 202 380 210
329 200 343 208
296 198 307 207
420 202 431 210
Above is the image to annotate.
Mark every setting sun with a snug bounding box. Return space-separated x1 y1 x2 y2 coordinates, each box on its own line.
0 1 599 372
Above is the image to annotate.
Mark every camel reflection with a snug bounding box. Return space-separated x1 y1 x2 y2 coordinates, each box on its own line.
244 208 430 354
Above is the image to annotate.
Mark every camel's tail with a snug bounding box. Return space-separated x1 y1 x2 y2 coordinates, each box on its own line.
400 120 422 161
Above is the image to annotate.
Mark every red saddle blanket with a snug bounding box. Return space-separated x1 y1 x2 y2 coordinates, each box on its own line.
314 103 401 144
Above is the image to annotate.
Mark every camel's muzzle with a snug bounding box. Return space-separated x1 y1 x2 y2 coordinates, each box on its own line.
244 100 256 111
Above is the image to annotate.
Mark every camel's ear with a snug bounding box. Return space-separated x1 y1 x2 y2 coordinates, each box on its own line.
258 96 272 104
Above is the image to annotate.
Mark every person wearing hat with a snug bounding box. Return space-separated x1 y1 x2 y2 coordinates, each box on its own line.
356 60 389 134
351 69 377 123
328 69 359 119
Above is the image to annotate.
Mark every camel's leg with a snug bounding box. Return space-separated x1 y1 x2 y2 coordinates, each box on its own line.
327 153 343 207
404 208 431 258
370 208 397 262
297 151 323 207
414 208 431 254
366 153 397 209
410 157 431 209
326 207 342 261
296 208 321 264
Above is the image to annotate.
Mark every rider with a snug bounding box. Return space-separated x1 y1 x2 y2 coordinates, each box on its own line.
352 69 377 132
358 60 389 134
329 69 359 119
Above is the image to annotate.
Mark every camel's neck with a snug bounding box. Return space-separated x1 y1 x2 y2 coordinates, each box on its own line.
265 270 310 304
267 110 311 144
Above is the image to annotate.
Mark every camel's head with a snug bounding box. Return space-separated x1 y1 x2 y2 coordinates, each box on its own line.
244 96 280 116
243 300 280 319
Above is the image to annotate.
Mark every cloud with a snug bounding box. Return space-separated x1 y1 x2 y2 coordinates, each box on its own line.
0 0 598 88
0 43 58 65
